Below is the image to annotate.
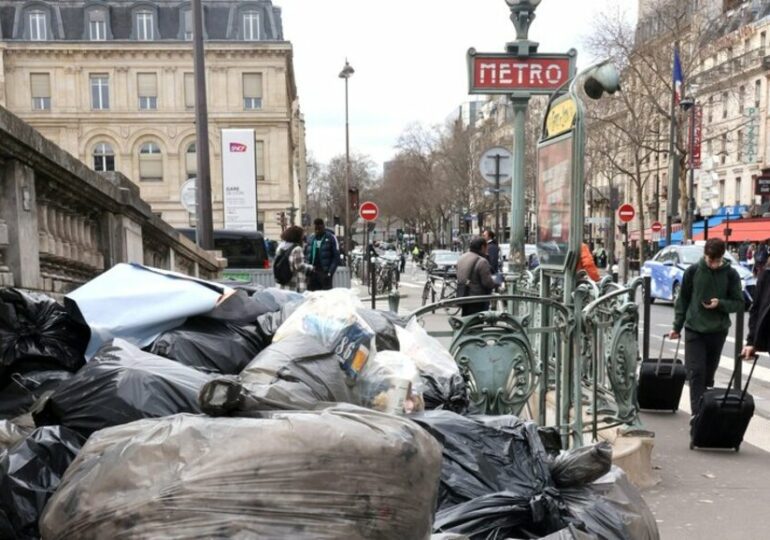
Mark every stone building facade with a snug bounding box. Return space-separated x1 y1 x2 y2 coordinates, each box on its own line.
0 0 306 239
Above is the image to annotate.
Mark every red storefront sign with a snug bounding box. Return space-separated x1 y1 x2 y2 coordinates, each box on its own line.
468 51 574 94
690 105 703 169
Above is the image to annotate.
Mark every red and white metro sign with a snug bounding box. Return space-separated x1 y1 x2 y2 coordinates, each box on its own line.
468 50 576 95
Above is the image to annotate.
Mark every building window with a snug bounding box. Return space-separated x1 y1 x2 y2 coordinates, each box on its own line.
739 86 745 114
139 142 162 181
93 142 115 172
28 10 47 41
242 73 263 110
30 73 51 110
720 133 727 164
737 130 743 162
761 31 767 50
242 11 260 41
88 11 107 41
256 141 265 181
719 179 725 207
735 177 741 204
137 73 158 110
755 79 761 109
707 96 714 122
183 10 193 40
184 73 195 109
722 92 728 119
90 74 110 110
136 10 154 41
185 143 197 178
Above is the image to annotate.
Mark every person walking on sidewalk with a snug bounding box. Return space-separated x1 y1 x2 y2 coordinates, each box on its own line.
742 264 770 359
305 218 340 291
482 229 502 287
275 226 313 293
669 238 744 416
577 243 601 282
456 237 498 317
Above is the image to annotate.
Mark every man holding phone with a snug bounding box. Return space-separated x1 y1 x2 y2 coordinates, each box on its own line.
669 238 744 416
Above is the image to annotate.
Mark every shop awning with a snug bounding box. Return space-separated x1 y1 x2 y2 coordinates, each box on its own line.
694 218 770 242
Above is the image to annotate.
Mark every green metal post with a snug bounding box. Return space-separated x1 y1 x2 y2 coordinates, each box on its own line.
509 96 531 279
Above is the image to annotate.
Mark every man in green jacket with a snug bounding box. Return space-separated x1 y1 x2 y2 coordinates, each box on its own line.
669 238 744 416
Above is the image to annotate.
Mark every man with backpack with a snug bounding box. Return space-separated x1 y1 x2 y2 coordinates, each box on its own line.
669 238 744 417
305 218 340 291
273 226 313 292
456 237 498 316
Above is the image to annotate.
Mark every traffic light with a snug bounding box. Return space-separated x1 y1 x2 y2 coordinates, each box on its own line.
275 211 286 231
583 62 621 100
333 215 341 226
349 187 359 212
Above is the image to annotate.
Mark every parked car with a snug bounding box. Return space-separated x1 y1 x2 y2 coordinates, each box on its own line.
425 250 460 276
499 244 540 269
641 245 756 308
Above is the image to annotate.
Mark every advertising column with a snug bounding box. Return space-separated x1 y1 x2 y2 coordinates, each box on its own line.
221 129 258 231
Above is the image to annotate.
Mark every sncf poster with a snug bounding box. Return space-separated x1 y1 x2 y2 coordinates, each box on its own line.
221 129 258 231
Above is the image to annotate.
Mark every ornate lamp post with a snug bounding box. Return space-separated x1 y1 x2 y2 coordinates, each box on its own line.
505 0 542 53
339 59 355 261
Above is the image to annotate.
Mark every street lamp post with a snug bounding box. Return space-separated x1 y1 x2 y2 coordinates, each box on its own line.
339 60 355 262
504 0 541 276
680 96 696 241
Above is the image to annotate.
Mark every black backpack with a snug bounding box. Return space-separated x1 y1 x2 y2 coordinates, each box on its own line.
273 245 295 285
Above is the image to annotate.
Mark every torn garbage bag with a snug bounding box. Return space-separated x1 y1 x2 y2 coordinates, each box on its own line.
34 339 210 436
273 289 375 379
197 288 265 325
560 467 659 540
149 318 266 374
397 322 468 413
0 426 84 540
40 406 442 540
200 334 360 415
65 263 230 358
254 299 305 341
0 288 89 383
0 370 73 419
550 442 613 488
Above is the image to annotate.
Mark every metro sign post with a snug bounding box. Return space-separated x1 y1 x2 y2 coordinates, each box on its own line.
467 7 577 278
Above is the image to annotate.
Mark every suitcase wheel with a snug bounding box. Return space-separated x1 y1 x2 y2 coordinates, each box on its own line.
689 441 694 450
735 445 740 452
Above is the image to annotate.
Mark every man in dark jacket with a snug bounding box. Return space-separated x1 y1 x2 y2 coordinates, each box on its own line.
305 218 340 291
742 266 770 358
456 237 498 316
482 229 504 288
670 238 744 416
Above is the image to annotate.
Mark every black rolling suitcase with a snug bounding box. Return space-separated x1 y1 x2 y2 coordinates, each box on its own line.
637 335 686 412
690 355 759 452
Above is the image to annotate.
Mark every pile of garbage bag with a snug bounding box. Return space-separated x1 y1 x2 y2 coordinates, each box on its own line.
0 266 659 539
40 407 442 540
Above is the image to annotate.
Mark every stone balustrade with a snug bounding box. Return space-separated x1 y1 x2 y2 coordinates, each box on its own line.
0 105 225 295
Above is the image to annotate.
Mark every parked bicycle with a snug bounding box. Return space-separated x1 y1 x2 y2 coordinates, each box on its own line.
421 271 460 315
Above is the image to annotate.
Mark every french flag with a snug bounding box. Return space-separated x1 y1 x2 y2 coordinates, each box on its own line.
673 47 684 105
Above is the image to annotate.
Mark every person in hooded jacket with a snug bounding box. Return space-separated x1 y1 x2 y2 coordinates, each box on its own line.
742 264 770 360
669 238 744 417
305 218 340 291
456 237 498 316
276 225 313 292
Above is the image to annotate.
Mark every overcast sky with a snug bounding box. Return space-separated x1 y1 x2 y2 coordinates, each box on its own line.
278 0 638 172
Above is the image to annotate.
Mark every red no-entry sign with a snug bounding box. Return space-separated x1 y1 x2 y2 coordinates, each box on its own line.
651 221 663 232
359 201 379 222
618 204 635 223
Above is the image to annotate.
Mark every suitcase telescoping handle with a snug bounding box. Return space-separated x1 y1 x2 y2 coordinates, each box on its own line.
723 354 760 405
655 334 681 376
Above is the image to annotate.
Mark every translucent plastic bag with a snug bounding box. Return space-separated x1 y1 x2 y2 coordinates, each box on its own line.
397 322 468 413
359 351 425 415
40 406 442 540
274 289 375 379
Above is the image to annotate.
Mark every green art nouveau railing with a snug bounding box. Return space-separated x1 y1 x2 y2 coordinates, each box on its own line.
408 276 647 449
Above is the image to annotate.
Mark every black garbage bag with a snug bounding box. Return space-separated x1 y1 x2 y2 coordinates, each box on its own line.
560 467 659 540
550 442 613 488
254 299 305 341
0 425 84 540
357 308 400 351
0 370 73 420
0 419 33 451
200 289 264 325
0 288 89 385
200 334 360 415
411 411 555 509
250 288 305 316
149 318 266 374
421 372 469 414
433 491 564 540
34 339 211 436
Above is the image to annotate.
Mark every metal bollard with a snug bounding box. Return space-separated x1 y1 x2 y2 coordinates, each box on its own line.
388 290 400 313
